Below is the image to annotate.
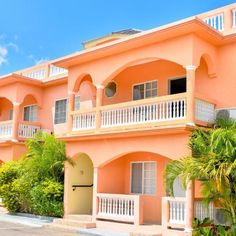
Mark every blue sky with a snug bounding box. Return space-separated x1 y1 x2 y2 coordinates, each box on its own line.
0 0 235 75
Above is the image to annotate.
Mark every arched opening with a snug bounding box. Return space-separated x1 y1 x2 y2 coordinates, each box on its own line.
0 97 13 122
73 74 96 109
20 94 39 122
67 153 94 215
97 151 172 224
102 59 186 106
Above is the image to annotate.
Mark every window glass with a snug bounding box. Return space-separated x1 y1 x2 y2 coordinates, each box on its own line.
105 82 117 97
131 162 156 195
133 81 157 100
23 105 37 122
74 95 80 110
54 99 67 124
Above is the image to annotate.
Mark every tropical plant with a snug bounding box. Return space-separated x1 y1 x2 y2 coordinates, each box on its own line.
0 132 72 217
165 118 236 225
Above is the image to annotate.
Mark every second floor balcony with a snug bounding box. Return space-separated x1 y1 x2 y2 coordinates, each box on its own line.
69 93 215 135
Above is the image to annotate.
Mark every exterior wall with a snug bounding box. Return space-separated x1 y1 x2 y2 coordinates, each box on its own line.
195 42 236 109
98 152 170 224
0 144 26 162
40 83 68 133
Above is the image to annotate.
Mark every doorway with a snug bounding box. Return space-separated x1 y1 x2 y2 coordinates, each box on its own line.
169 77 186 95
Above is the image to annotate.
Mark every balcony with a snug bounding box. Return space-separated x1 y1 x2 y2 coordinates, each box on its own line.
70 93 216 136
0 121 40 141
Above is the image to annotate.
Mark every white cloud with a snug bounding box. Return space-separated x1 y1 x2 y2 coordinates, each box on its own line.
0 46 8 65
6 42 19 52
28 54 49 65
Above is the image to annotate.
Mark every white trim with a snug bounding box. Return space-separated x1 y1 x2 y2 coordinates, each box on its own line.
95 84 105 89
184 65 197 71
54 97 68 124
13 102 20 106
130 161 157 196
132 80 158 101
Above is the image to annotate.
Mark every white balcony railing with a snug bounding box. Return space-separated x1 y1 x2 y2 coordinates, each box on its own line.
164 197 216 228
23 69 46 80
203 13 224 31
49 65 68 77
101 95 187 128
0 121 13 139
96 193 141 224
233 10 236 28
18 123 40 138
168 197 186 225
72 111 96 131
195 99 215 123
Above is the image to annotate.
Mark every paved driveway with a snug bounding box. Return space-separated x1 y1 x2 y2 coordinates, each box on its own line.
0 221 81 236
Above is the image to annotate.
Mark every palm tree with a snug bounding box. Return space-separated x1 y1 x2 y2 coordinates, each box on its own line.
165 118 236 224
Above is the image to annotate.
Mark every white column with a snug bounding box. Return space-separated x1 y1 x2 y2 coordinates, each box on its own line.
185 65 197 126
12 102 20 141
95 84 104 130
92 167 98 221
67 91 75 133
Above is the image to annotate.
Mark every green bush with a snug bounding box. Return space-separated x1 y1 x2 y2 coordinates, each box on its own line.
0 133 71 217
30 179 64 217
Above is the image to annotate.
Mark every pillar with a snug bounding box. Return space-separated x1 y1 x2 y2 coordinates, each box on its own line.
67 91 75 133
185 65 197 126
185 180 195 233
95 84 104 130
12 102 20 141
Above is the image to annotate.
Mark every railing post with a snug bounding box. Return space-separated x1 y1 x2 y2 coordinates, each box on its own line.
92 167 98 222
162 197 170 229
67 91 75 133
185 180 195 234
95 84 104 130
12 102 20 141
185 65 197 126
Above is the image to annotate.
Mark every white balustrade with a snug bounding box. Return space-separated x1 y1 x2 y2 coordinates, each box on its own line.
195 99 215 123
49 65 68 77
194 200 215 221
101 96 187 128
23 69 46 80
203 13 224 31
233 10 236 28
97 193 140 223
72 111 96 131
0 121 13 139
168 198 186 225
18 123 40 138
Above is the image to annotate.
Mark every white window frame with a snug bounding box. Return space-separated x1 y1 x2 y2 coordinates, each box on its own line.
130 161 157 196
54 98 68 124
132 80 158 101
23 104 38 122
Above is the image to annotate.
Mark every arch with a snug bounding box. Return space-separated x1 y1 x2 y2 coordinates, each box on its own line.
73 73 94 93
0 97 13 122
102 57 184 87
66 153 94 215
21 94 38 106
200 53 217 79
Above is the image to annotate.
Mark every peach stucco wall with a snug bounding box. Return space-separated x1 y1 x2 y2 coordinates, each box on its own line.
0 144 26 162
98 152 170 224
0 98 13 121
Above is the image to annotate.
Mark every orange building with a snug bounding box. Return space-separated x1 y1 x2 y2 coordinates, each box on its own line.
0 3 236 235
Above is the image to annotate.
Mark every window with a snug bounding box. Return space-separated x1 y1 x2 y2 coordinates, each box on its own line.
23 105 38 122
131 162 156 195
54 99 67 124
9 109 13 120
74 95 80 110
105 81 117 97
133 81 157 100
